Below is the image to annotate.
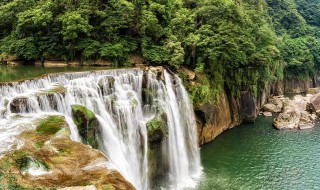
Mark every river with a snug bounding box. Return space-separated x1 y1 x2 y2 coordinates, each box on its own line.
198 116 320 190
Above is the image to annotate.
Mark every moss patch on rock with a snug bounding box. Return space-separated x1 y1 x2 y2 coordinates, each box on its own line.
146 113 167 147
71 104 100 149
36 116 64 135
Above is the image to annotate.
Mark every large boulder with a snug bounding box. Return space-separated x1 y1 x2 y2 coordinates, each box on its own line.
310 93 320 111
273 104 301 129
71 105 101 149
263 103 281 113
293 95 307 112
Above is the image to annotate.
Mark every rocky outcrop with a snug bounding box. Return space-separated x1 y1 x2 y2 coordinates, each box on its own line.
270 95 316 130
0 115 135 190
71 105 101 149
273 103 301 129
196 90 239 145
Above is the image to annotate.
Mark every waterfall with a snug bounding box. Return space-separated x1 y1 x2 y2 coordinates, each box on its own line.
0 68 202 189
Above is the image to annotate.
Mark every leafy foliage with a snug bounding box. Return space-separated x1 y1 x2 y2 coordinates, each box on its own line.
0 0 319 105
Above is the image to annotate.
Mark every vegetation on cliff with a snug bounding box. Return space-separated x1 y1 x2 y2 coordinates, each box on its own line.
0 0 319 105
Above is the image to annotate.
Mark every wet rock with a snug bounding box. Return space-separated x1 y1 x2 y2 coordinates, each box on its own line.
146 113 167 147
10 84 66 113
98 75 115 95
262 112 272 117
10 97 28 113
71 105 101 149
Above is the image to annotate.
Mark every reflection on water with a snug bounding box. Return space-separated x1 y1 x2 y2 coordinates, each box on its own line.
199 116 320 190
0 65 113 82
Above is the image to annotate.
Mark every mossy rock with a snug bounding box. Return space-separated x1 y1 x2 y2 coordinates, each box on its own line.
98 75 115 95
71 104 101 149
146 113 168 146
36 115 64 135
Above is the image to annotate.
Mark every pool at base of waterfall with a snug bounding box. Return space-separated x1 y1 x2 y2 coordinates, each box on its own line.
198 116 320 190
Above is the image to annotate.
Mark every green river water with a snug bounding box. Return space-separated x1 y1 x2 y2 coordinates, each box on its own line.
1 65 319 190
198 116 320 190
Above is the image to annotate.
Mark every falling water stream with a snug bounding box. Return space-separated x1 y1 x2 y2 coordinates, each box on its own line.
0 68 202 189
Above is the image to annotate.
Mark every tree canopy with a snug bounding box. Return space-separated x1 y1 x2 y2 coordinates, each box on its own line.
1 0 320 105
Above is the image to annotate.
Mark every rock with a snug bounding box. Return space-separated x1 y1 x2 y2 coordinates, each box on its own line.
299 122 315 130
273 104 301 129
10 96 28 113
311 93 320 111
0 115 134 190
293 95 307 111
71 105 101 149
10 84 66 113
240 91 257 122
146 113 167 147
307 88 320 95
300 111 312 123
310 114 317 121
262 112 272 117
263 103 281 113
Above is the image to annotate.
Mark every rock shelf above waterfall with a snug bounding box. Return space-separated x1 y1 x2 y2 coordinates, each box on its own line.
0 115 135 190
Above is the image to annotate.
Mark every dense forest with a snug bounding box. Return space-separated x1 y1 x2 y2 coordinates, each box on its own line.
0 0 320 105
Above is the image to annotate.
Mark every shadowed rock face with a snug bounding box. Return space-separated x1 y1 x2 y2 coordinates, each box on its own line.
71 105 101 149
240 91 257 122
0 115 135 190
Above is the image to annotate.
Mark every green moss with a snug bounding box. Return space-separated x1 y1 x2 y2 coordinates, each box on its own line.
71 104 95 121
36 116 64 135
146 118 163 132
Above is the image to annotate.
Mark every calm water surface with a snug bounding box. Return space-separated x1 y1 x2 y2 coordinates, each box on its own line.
0 65 113 82
199 116 320 190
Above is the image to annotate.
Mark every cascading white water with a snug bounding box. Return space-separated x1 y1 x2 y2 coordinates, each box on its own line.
0 68 202 189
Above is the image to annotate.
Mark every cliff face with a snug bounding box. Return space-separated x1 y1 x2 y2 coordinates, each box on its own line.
197 77 316 146
270 78 314 95
196 87 268 146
